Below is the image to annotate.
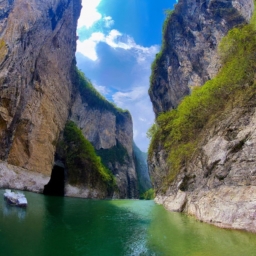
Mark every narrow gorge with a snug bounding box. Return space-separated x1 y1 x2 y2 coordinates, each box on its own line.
0 0 256 236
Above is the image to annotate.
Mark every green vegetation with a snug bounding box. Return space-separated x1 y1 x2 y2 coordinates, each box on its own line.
74 68 128 115
0 39 7 62
146 122 158 140
61 121 116 189
96 140 129 167
140 188 155 200
149 9 174 89
73 67 131 125
149 10 256 189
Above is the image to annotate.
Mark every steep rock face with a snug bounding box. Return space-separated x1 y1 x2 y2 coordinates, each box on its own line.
148 0 256 232
0 0 81 175
70 92 138 198
155 101 256 232
133 143 152 195
149 0 254 115
0 0 138 198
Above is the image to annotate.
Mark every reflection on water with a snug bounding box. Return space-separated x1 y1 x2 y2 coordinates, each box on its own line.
2 199 27 220
1 190 256 256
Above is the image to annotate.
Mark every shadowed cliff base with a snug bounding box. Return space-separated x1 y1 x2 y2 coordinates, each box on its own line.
44 164 65 196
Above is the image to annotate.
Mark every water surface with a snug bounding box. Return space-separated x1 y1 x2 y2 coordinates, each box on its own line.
0 190 256 256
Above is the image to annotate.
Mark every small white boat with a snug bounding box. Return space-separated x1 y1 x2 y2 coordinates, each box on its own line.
4 189 28 207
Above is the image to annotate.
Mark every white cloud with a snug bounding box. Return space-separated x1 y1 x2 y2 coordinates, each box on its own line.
103 16 114 28
77 32 104 61
77 29 158 63
94 84 109 96
112 87 146 105
78 0 102 29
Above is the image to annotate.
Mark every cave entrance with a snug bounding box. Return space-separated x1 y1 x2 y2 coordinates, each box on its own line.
44 163 65 196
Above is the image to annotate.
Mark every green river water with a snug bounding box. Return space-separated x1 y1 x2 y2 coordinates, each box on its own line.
1 190 256 256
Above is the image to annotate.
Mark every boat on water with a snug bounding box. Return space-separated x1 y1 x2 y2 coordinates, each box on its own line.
4 189 28 207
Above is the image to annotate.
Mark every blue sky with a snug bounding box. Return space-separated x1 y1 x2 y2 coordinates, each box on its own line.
76 0 177 152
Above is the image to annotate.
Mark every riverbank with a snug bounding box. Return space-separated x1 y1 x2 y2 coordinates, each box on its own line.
155 185 256 233
0 161 49 193
0 161 117 199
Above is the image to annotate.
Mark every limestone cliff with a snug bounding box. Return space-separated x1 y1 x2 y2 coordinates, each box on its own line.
0 0 81 175
68 72 138 198
148 0 256 232
149 0 254 115
0 0 138 199
155 97 256 233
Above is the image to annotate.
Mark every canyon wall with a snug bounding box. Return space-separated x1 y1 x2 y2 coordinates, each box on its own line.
69 84 138 198
149 0 254 115
148 0 256 232
0 0 139 198
0 0 81 175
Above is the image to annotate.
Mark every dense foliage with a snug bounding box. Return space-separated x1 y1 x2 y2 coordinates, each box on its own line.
62 121 116 189
140 189 155 200
149 8 256 189
96 140 129 167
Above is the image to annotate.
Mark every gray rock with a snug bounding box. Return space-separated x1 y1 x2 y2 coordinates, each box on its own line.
149 0 254 115
0 0 81 175
149 0 256 232
70 92 138 198
0 0 138 199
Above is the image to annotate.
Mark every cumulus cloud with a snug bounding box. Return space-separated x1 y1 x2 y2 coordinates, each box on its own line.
103 16 114 28
76 1 159 151
77 29 158 63
112 87 146 105
77 32 104 61
78 0 102 29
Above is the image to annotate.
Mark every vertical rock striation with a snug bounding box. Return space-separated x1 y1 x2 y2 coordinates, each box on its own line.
0 0 81 175
148 0 256 232
149 0 254 115
0 0 138 198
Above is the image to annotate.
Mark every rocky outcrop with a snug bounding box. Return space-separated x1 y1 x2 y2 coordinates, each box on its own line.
154 100 256 232
0 0 81 175
0 0 138 199
0 161 50 193
149 0 256 232
70 89 138 198
149 0 254 115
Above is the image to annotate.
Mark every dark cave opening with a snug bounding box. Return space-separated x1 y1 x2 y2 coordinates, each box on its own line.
44 164 65 196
